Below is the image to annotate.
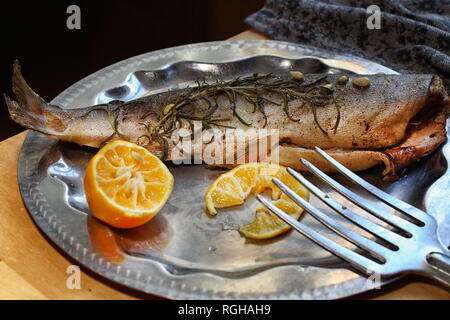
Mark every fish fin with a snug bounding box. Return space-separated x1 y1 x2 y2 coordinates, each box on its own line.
4 92 45 132
5 60 65 134
11 59 48 115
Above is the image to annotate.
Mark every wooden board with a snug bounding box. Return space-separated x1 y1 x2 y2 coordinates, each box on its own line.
0 30 449 300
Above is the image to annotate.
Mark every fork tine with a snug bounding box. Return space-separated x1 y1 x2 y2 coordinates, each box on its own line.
313 147 430 225
272 178 391 262
286 167 405 248
256 195 381 274
300 158 420 236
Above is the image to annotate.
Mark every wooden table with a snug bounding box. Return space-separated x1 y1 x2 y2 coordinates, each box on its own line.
1 30 449 300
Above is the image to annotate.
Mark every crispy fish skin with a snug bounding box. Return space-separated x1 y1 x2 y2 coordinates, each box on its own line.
278 75 450 180
5 60 449 180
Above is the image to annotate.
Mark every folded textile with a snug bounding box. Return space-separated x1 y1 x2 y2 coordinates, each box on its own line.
246 0 450 87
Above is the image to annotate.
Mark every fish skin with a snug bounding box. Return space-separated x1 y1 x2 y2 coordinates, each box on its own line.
5 60 449 180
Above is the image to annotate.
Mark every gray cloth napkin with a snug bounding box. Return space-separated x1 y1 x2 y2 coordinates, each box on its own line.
246 0 450 87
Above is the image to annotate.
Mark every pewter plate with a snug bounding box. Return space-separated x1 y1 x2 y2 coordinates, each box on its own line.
17 40 450 299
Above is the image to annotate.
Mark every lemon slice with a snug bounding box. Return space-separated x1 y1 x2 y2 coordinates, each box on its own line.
84 140 174 228
205 163 309 239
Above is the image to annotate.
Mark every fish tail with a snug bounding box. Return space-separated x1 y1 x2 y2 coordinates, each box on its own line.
4 60 66 135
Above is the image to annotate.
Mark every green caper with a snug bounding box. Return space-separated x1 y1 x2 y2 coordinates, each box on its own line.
353 77 371 88
290 71 304 81
337 75 348 84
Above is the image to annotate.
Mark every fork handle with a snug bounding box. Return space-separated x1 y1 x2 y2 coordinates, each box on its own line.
423 252 450 288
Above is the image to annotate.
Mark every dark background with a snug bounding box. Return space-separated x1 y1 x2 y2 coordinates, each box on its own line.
0 0 265 141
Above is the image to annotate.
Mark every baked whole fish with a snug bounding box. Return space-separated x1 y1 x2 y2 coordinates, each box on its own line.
5 61 449 180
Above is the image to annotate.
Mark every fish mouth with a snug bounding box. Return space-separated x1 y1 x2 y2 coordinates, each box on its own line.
381 81 450 180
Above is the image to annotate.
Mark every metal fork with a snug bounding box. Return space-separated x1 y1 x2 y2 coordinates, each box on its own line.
257 147 450 287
